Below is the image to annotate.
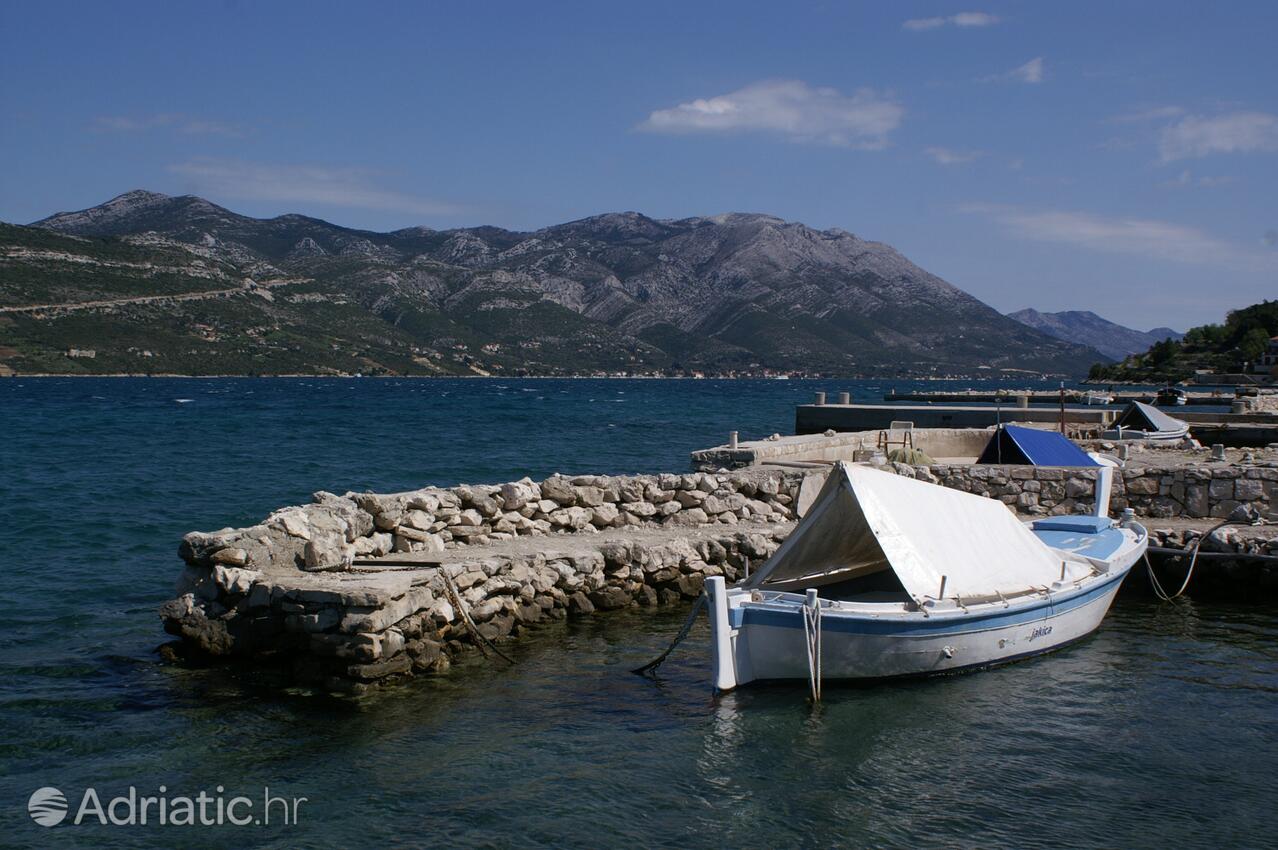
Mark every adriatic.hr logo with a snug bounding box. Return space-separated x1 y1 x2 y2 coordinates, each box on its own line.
26 785 307 827
28 787 68 827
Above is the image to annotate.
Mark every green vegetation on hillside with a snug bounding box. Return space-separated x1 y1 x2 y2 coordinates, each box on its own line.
1088 300 1278 382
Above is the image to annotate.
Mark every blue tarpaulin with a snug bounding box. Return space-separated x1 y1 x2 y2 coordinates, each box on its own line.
976 424 1099 466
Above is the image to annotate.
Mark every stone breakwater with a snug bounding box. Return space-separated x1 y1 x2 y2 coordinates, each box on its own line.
1142 524 1278 596
161 469 802 693
161 458 1277 692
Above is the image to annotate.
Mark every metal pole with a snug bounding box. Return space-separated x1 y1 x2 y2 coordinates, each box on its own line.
1059 381 1066 434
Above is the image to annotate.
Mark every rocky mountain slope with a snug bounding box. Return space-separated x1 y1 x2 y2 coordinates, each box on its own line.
1 190 1102 375
1008 308 1182 362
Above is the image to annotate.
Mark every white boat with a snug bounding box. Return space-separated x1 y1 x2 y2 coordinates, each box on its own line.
1101 400 1190 443
705 462 1146 690
1083 390 1115 405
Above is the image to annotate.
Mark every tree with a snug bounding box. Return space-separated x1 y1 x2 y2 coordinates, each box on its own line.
1149 338 1180 365
1239 327 1271 363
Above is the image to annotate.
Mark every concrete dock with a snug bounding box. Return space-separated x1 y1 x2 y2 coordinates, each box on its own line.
883 388 1239 405
793 400 1278 446
795 401 1113 434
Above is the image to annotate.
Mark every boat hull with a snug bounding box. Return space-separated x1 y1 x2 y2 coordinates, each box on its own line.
713 568 1131 687
1100 427 1188 443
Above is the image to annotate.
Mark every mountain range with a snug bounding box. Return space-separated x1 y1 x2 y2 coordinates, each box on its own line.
0 190 1103 376
1007 308 1182 362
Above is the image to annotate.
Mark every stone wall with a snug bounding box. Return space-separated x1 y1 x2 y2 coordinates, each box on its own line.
886 460 1277 519
162 469 803 692
176 468 802 574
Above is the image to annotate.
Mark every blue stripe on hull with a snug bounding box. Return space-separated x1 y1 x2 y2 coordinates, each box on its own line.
738 568 1130 637
747 629 1102 687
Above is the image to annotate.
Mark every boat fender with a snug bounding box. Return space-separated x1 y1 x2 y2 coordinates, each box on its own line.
942 645 955 659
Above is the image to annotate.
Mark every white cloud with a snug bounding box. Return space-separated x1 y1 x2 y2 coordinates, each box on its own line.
1160 169 1236 188
92 114 243 138
903 11 1000 30
166 159 460 217
1008 57 1044 83
962 203 1274 271
1108 105 1185 124
1158 111 1278 161
639 80 904 148
925 146 983 165
981 57 1044 84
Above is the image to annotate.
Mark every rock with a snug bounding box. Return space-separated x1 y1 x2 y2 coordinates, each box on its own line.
588 586 632 610
469 598 503 622
277 511 311 539
575 485 605 507
402 510 434 530
500 479 539 510
304 537 353 571
347 655 411 681
566 591 595 617
622 501 657 517
669 508 709 526
407 492 440 513
1125 477 1159 496
211 547 249 567
472 495 501 517
676 490 706 508
541 476 577 506
406 638 443 671
590 503 620 527
456 509 484 527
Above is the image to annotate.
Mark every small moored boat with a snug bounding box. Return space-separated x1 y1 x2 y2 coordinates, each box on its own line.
1083 390 1115 405
1101 400 1190 443
705 462 1146 690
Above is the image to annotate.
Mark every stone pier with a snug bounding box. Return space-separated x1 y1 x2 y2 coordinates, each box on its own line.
162 468 803 693
162 447 1278 693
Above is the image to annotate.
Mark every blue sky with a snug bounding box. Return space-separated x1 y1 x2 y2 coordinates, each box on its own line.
1 1 1275 330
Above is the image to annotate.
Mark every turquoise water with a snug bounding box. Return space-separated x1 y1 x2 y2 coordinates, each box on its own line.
2 378 1275 848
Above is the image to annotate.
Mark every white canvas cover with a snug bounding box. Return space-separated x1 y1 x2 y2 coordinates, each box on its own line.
1117 401 1188 435
745 463 1086 599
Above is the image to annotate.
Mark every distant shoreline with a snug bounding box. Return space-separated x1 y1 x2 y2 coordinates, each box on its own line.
0 372 1084 381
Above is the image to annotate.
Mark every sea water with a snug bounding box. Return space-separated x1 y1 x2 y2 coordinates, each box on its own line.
1 378 1274 848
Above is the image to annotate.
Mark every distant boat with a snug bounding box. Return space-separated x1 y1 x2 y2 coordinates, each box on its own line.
704 462 1145 689
1083 390 1114 405
1156 386 1188 406
1102 400 1190 443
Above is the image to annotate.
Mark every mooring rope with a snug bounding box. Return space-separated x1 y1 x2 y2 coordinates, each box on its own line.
1145 518 1254 602
631 591 707 677
802 598 822 703
441 568 516 664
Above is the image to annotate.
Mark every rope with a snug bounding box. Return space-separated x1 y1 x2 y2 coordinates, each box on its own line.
1144 519 1255 602
631 592 707 677
440 568 516 664
803 598 822 703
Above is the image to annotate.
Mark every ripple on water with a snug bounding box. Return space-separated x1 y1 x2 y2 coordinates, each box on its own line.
0 378 1274 848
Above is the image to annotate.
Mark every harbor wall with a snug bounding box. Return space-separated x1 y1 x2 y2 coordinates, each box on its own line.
163 469 803 692
859 461 1277 519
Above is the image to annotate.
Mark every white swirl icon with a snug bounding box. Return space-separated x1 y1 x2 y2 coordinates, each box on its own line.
28 787 68 827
